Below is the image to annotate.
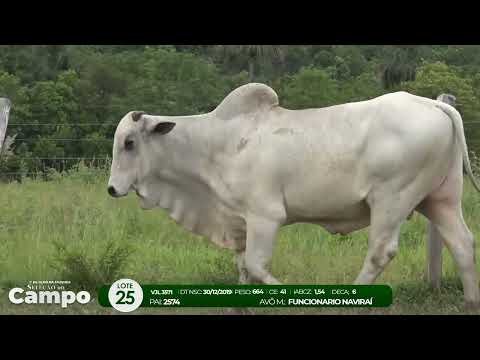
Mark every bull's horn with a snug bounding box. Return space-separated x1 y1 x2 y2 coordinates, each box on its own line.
131 111 146 122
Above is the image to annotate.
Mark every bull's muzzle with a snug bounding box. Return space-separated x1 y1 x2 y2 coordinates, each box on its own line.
108 185 119 197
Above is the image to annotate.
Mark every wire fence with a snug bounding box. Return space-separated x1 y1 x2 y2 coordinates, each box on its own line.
13 139 113 142
1 120 480 179
1 120 115 175
8 123 117 126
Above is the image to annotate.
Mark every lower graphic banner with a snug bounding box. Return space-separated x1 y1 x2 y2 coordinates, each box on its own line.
98 279 392 312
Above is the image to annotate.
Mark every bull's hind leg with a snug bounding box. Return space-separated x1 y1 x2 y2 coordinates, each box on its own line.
354 203 404 285
354 184 424 285
419 199 479 310
417 148 479 310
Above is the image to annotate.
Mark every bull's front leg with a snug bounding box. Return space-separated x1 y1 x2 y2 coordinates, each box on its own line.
235 250 251 284
226 250 255 316
244 215 283 285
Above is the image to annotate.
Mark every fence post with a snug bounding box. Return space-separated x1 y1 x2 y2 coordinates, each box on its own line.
0 98 11 153
436 93 456 107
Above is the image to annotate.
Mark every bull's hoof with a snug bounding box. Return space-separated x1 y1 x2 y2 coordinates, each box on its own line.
225 307 254 315
464 301 480 313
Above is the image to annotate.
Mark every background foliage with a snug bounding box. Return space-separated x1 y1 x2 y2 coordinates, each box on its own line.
1 45 480 179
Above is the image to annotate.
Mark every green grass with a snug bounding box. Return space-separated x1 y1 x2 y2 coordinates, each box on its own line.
0 167 479 315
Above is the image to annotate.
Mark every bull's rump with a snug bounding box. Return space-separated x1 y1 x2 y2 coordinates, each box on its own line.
246 92 455 221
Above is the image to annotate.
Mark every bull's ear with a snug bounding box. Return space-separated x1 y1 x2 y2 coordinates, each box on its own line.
152 121 176 135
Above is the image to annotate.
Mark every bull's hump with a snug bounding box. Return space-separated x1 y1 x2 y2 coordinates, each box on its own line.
214 83 279 121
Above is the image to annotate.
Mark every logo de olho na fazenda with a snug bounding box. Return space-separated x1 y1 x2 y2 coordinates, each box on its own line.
8 287 91 308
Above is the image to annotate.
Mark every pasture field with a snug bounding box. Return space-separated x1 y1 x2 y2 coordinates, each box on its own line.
0 166 479 315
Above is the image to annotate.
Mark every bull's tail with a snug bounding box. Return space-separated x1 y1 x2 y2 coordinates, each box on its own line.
435 101 480 193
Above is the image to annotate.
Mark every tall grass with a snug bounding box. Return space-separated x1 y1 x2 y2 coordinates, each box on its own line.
0 165 478 315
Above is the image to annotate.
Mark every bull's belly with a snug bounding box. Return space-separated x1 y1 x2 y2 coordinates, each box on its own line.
284 199 371 235
283 171 369 214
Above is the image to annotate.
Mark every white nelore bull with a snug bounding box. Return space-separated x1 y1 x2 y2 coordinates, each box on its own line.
108 83 480 309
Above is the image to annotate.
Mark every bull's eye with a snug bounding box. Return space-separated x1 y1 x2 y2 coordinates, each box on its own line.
125 139 134 151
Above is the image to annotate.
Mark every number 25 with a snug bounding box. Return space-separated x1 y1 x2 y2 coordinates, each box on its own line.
116 290 135 305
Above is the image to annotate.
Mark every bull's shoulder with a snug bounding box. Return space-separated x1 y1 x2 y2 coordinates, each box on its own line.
213 83 279 121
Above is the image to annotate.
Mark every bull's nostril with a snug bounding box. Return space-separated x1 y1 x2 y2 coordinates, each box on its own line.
108 186 117 197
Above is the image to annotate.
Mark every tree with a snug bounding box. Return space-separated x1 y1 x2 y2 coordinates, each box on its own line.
123 47 233 115
401 62 477 112
1 45 480 178
380 46 420 89
214 45 285 82
279 66 339 109
331 46 368 78
400 61 480 155
338 69 385 103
